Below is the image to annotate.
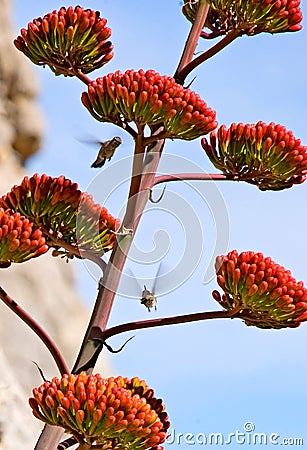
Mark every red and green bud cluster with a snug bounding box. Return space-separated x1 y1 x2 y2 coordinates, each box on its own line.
214 250 307 329
29 372 170 449
202 122 307 191
182 0 302 37
0 174 120 256
14 6 113 76
0 208 48 268
81 69 217 140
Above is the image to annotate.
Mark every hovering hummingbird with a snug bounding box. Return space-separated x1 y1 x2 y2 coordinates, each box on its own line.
91 136 122 168
125 264 164 312
141 285 157 312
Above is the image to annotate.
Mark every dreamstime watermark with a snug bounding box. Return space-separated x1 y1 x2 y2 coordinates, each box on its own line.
166 422 304 446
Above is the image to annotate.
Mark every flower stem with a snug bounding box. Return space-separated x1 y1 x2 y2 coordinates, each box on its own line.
0 286 69 374
101 309 237 341
174 0 210 84
152 173 230 186
72 69 92 85
177 29 241 83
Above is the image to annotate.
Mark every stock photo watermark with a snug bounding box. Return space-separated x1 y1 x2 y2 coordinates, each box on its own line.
166 422 304 446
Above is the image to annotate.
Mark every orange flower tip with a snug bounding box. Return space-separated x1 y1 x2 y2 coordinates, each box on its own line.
76 410 85 424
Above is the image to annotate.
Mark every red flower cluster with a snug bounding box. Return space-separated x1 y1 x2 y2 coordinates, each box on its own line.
0 208 48 267
29 372 170 449
0 174 120 257
182 0 302 37
202 121 307 191
14 6 113 76
82 69 217 140
214 250 307 329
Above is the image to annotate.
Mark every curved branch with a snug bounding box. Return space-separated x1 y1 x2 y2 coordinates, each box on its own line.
177 29 241 83
174 0 210 84
0 286 69 374
72 69 92 86
101 309 237 341
152 173 230 186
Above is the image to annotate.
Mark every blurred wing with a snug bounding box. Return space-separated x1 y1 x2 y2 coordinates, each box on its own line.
118 267 143 299
152 262 164 295
75 133 103 148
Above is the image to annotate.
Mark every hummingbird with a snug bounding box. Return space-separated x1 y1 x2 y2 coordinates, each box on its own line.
140 285 158 312
125 264 163 312
90 136 122 168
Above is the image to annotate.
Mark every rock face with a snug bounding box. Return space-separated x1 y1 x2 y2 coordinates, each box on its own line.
0 1 111 448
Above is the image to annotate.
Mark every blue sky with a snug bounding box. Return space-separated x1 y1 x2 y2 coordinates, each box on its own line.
12 1 307 448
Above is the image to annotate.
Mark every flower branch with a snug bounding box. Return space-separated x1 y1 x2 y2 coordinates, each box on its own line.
177 28 241 83
0 286 69 374
152 172 230 186
174 0 210 84
99 309 237 342
69 66 92 86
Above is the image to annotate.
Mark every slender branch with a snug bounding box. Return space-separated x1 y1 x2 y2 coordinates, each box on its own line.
152 170 280 187
72 69 92 85
174 0 210 84
100 309 237 341
66 56 92 85
177 29 241 83
0 286 69 374
152 173 230 186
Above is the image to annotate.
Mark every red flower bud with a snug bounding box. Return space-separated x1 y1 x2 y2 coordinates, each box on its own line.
182 0 302 38
202 122 307 191
214 250 307 329
29 372 170 448
0 174 120 257
14 6 113 76
0 208 49 266
82 69 217 140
